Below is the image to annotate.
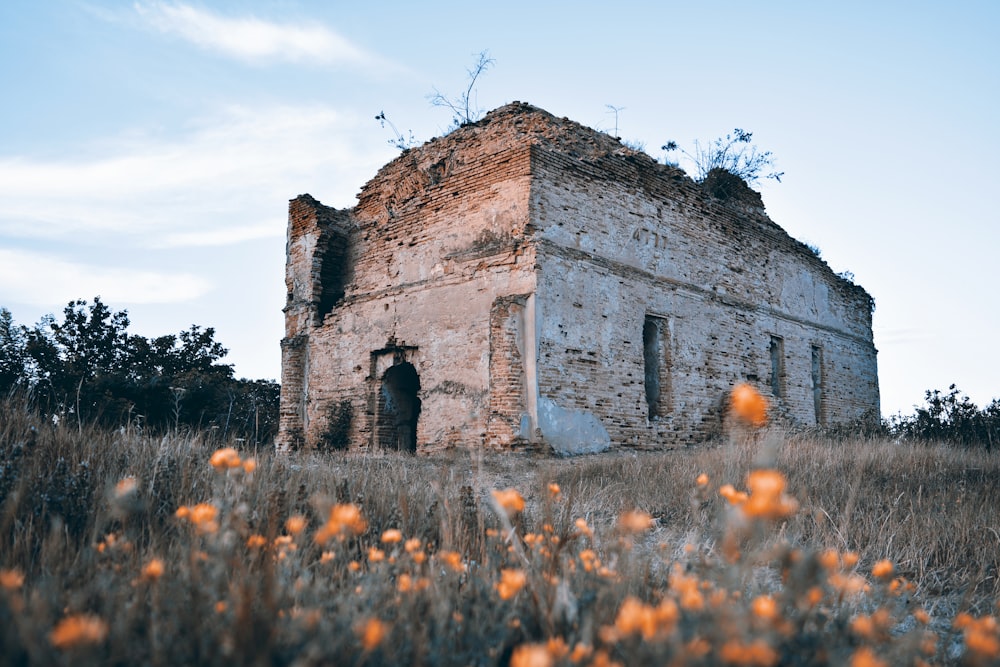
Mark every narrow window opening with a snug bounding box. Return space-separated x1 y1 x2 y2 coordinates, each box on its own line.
811 345 824 425
769 336 785 399
317 228 350 320
643 319 660 419
643 315 672 421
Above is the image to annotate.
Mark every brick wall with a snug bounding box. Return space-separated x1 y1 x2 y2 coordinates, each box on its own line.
527 141 878 448
278 102 879 453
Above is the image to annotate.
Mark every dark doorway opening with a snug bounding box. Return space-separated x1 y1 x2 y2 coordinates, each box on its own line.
378 363 421 452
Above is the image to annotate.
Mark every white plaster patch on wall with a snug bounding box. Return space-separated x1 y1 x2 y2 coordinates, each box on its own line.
537 396 611 456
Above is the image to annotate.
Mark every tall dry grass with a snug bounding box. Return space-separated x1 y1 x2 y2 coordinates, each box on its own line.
1 397 998 666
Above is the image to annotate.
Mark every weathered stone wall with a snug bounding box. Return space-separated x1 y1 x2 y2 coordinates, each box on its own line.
278 102 879 454
279 131 537 451
527 143 878 449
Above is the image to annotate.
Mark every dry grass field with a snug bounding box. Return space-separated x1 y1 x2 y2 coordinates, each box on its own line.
1 394 999 666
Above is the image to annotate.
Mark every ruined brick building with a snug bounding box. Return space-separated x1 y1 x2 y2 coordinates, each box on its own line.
277 102 879 454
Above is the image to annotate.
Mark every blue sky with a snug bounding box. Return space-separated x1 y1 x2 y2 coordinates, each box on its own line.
1 1 997 417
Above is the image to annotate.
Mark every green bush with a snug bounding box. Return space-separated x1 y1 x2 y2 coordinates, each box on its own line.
890 385 1000 450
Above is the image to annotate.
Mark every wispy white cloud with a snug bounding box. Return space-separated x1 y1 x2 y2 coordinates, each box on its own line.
132 1 372 66
158 222 280 249
0 249 211 306
0 105 396 247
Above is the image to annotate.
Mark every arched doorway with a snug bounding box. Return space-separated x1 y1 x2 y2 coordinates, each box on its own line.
378 362 421 452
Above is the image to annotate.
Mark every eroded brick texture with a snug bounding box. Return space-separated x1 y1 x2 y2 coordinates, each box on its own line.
277 103 879 454
487 294 531 447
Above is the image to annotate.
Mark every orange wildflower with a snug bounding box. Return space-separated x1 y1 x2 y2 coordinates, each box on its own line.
819 549 840 570
381 529 403 544
685 638 712 659
719 484 748 505
696 473 709 486
246 534 267 549
548 482 561 496
189 503 219 534
141 558 164 582
358 618 388 651
496 568 527 600
719 639 779 666
569 643 593 663
510 643 553 667
574 518 593 538
404 537 422 553
437 550 465 572
954 613 974 630
242 458 257 473
314 503 367 544
285 515 307 536
618 510 654 533
209 447 242 471
114 477 138 498
730 383 768 427
175 503 219 534
850 647 888 667
871 560 894 580
851 614 877 640
579 549 600 572
670 565 705 611
613 597 659 640
0 568 24 590
50 614 109 649
368 547 385 563
829 572 869 597
963 615 1000 659
546 637 570 660
743 469 798 520
524 533 544 548
492 488 526 514
804 586 824 607
751 595 779 622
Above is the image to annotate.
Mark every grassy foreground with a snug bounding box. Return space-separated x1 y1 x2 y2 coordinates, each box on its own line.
1 401 999 666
